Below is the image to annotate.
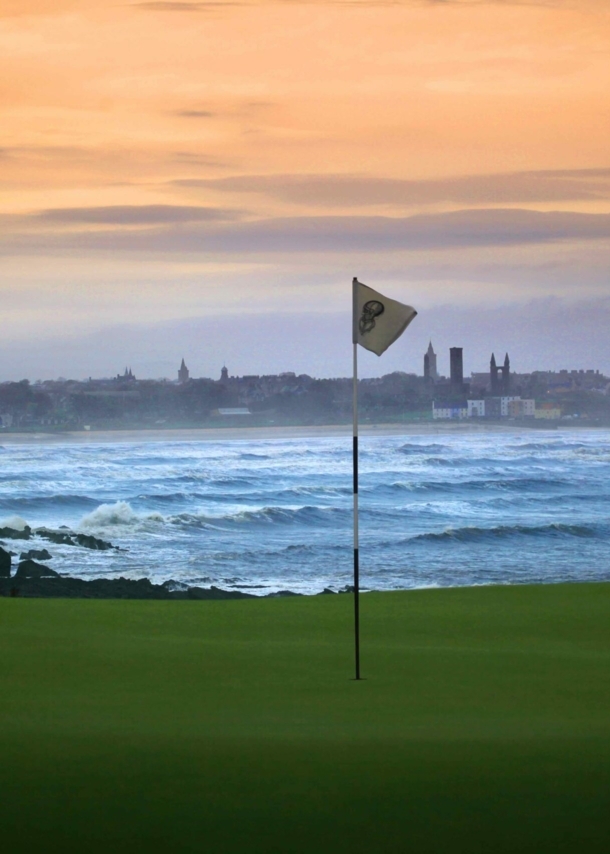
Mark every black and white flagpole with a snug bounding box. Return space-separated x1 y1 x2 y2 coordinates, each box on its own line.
351 276 417 682
352 277 361 681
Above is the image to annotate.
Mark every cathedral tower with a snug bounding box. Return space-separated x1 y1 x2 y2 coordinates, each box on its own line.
423 341 438 381
178 358 189 383
450 347 464 395
502 353 510 393
490 353 499 393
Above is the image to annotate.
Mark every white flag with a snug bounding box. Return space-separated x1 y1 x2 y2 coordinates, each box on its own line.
352 278 417 356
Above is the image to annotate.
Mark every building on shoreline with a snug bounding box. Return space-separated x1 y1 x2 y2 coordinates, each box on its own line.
423 341 438 381
178 359 189 384
449 347 465 396
465 397 536 419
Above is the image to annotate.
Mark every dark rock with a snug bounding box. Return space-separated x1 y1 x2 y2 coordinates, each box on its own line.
0 574 258 600
186 585 256 600
35 528 116 550
14 560 60 580
0 525 31 541
20 548 52 561
36 529 74 546
73 533 113 551
0 547 11 578
0 572 307 601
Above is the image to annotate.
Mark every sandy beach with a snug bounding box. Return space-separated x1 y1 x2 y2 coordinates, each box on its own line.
0 420 559 444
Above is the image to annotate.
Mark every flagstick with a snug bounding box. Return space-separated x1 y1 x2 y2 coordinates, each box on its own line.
353 339 361 681
351 276 416 681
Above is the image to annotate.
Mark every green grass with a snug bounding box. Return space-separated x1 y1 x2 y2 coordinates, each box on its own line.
1 583 609 853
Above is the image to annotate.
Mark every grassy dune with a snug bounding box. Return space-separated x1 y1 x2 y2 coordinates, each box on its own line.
1 583 609 853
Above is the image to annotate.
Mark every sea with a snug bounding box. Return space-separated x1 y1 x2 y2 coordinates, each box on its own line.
1 428 610 595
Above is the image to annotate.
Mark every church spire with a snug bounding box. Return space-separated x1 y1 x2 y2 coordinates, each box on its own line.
423 341 437 381
178 358 189 383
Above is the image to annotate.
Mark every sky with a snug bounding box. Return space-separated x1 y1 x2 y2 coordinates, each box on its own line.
1 0 609 380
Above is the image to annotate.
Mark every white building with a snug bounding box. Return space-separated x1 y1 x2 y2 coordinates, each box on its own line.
466 397 536 418
432 404 468 420
500 396 522 416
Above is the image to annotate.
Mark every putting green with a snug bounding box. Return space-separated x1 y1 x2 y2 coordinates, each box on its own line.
1 583 609 853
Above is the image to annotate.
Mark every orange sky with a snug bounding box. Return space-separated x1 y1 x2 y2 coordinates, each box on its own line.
1 0 609 377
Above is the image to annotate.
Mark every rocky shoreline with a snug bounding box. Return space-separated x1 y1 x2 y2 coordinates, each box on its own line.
0 525 345 600
0 573 295 600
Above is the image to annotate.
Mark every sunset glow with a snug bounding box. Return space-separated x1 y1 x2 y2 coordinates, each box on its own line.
1 0 609 378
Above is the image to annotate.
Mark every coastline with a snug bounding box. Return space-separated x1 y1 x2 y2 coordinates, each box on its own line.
0 420 569 444
1 570 606 600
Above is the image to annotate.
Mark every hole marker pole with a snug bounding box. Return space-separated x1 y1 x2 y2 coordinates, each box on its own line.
352 280 361 681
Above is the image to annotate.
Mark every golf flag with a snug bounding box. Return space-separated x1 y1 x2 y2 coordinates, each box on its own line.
350 277 417 679
352 278 417 356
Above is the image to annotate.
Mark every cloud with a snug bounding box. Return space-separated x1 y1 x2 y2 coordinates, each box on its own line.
176 168 610 207
130 0 604 10
132 2 245 10
2 208 609 255
175 110 216 118
35 204 242 225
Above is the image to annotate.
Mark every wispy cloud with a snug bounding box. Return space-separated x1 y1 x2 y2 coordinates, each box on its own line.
35 204 243 225
3 208 609 255
175 110 216 118
131 0 597 10
175 168 610 207
132 2 245 10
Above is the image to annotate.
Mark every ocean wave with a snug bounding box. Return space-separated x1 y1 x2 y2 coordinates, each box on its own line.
173 474 261 487
397 443 447 454
370 476 570 496
0 514 29 530
408 522 601 545
278 485 351 498
238 453 271 460
0 494 100 511
78 501 165 531
507 441 596 453
169 504 349 528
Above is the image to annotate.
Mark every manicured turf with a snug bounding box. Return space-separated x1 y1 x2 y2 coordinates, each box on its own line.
1 583 609 853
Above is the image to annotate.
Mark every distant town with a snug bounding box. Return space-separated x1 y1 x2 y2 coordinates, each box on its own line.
1 344 609 432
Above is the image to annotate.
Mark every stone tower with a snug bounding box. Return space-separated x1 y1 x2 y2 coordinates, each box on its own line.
423 341 438 381
449 347 464 395
490 353 499 394
490 352 509 394
502 353 510 394
178 358 189 383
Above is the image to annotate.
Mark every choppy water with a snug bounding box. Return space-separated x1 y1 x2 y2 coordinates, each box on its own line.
1 429 610 594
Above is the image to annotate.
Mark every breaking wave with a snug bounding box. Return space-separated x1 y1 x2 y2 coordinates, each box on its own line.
398 443 447 454
78 501 165 530
408 522 601 545
0 514 29 530
169 504 350 528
